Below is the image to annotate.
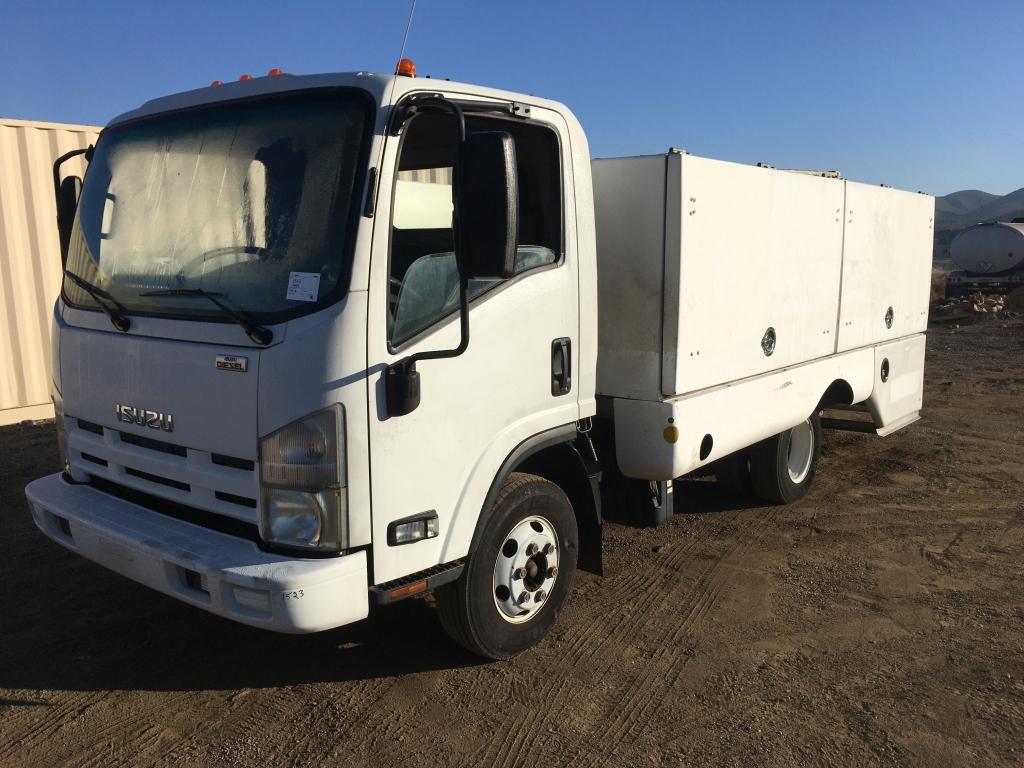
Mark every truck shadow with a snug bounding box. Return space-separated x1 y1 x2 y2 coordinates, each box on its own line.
673 478 775 515
601 477 771 528
0 422 488 693
0 552 487 694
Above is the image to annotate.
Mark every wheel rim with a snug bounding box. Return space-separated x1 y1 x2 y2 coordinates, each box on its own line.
492 515 559 624
787 418 815 484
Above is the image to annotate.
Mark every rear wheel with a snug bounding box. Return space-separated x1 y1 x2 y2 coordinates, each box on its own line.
748 415 822 504
436 472 578 659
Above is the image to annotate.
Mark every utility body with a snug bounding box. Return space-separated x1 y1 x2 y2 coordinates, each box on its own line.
25 68 933 658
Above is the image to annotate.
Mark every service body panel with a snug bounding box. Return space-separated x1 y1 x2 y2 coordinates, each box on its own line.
592 151 932 480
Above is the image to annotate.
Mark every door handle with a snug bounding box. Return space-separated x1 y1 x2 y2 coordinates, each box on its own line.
551 337 571 396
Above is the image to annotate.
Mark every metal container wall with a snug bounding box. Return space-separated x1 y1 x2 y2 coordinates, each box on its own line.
0 117 100 425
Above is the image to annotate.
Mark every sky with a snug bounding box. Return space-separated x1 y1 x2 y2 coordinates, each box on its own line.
4 0 1023 196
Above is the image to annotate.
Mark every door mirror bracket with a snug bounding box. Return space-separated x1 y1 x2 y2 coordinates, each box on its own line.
53 145 93 265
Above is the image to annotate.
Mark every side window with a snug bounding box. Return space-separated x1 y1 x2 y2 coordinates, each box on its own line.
388 112 562 346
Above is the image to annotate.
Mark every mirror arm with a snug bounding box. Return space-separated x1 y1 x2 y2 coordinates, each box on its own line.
385 275 470 417
390 95 466 141
52 145 93 209
404 276 471 368
385 98 471 417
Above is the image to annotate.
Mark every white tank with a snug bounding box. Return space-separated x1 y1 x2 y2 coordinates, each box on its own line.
950 222 1024 275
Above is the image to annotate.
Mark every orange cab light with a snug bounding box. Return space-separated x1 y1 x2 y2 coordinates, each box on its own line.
210 80 223 87
267 67 284 77
395 58 416 77
239 74 253 81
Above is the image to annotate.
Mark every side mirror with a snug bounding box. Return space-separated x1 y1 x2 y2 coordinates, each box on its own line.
456 131 518 280
56 175 82 264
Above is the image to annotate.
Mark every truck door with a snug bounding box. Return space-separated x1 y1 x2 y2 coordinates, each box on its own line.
366 103 580 584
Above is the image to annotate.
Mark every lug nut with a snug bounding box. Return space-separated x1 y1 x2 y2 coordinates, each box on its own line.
547 566 558 579
525 543 538 556
543 543 555 555
517 591 530 605
512 567 525 580
535 589 546 604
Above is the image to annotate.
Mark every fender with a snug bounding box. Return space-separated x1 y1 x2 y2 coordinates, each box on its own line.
470 423 603 575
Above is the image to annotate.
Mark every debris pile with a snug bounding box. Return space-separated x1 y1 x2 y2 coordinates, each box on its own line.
965 292 1005 314
930 291 1021 324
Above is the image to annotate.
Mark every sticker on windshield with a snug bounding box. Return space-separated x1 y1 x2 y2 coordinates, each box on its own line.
286 272 321 302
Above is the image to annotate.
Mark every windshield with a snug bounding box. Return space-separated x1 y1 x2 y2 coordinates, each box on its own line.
64 90 371 323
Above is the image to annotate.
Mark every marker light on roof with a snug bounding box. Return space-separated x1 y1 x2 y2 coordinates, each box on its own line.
268 68 284 76
395 58 416 77
210 80 223 87
239 74 253 81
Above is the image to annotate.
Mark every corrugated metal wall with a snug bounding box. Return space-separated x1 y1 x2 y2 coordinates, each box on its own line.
398 167 453 184
0 118 100 425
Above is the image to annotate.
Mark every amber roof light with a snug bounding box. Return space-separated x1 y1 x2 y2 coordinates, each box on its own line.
395 58 416 77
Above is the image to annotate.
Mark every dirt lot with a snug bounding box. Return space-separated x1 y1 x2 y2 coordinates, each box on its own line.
1 317 1022 767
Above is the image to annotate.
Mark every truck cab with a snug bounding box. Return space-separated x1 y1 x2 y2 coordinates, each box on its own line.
28 70 599 657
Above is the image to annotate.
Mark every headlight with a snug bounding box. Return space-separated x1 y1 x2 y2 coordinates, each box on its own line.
52 382 69 472
259 406 347 553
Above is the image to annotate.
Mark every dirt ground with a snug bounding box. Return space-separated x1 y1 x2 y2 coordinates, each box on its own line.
1 316 1022 768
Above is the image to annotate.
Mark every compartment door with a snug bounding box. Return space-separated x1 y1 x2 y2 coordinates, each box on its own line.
836 183 934 352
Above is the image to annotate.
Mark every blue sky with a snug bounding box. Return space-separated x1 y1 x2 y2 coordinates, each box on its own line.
5 1 1022 196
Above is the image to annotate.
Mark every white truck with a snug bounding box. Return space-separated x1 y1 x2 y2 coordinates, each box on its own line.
25 64 933 659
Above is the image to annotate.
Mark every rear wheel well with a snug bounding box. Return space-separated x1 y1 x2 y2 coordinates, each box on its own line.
818 378 854 409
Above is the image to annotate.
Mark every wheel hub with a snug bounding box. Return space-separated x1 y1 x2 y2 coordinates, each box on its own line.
787 418 815 484
492 516 559 623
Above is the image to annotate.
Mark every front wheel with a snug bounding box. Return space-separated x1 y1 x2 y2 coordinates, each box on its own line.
748 414 823 504
436 473 578 659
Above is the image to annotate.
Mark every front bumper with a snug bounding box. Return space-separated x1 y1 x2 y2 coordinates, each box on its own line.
25 473 369 633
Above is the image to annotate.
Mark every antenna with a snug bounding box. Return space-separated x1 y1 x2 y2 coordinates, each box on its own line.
396 0 418 71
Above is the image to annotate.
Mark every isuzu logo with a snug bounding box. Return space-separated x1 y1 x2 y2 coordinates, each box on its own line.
115 404 174 432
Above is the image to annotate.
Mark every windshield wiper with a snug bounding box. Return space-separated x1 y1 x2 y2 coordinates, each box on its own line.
63 271 131 332
140 288 273 345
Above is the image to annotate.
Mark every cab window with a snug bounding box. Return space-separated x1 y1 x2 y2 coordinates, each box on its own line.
388 112 561 346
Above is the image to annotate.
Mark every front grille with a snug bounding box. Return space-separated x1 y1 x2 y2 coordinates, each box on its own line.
215 490 258 509
120 431 187 457
77 419 104 435
67 417 260 527
89 476 260 544
212 453 255 472
125 467 190 492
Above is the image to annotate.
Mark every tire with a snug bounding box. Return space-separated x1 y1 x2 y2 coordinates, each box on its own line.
714 450 755 497
748 414 823 504
436 472 578 659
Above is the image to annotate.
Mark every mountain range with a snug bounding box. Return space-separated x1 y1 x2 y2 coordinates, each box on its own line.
935 187 1024 229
